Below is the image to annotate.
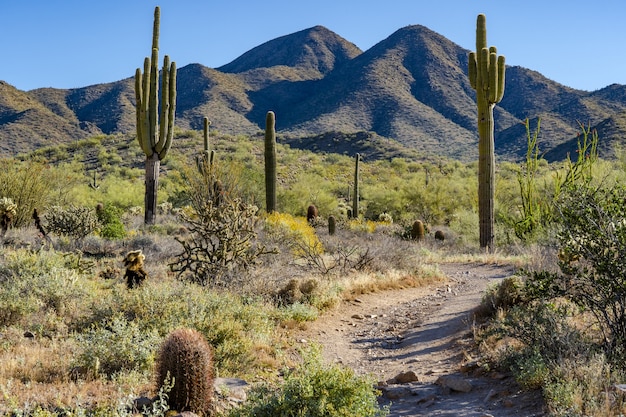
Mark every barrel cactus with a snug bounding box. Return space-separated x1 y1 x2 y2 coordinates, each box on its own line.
411 220 425 241
328 215 336 236
155 328 214 416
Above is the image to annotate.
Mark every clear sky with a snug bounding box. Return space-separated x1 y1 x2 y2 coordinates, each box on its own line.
2 1 626 92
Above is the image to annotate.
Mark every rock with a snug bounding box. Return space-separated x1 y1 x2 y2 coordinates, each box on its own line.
435 375 473 393
132 396 153 413
387 370 420 384
379 385 412 400
215 377 249 403
351 314 364 320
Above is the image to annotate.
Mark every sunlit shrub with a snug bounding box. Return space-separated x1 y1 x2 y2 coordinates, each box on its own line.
229 346 388 417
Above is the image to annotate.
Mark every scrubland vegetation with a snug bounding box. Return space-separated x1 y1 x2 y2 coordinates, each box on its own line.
1 122 626 416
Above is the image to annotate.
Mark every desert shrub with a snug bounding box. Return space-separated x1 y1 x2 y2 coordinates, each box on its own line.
229 346 388 417
0 159 80 227
526 182 626 364
170 163 275 287
480 275 527 316
96 203 127 239
542 354 626 416
0 249 95 329
85 281 276 376
44 205 100 239
265 212 324 257
73 314 160 377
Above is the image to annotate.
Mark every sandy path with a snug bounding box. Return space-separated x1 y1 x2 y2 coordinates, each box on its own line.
294 263 546 417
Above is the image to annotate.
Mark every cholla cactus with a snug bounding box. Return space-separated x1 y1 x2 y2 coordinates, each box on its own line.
0 197 17 237
124 249 148 288
43 205 99 239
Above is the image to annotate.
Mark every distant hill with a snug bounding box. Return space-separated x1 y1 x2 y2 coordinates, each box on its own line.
2 24 626 162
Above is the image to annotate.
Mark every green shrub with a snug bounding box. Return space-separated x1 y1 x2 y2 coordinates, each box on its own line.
528 183 626 364
73 314 160 377
95 203 127 239
0 159 79 227
480 275 526 316
230 346 388 417
0 250 93 329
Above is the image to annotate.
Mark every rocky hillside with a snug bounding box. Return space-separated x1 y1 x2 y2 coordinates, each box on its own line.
2 24 626 161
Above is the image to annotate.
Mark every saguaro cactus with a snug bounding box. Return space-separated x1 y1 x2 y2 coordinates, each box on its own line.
135 6 177 224
352 153 360 219
196 117 212 174
264 111 277 213
468 14 505 252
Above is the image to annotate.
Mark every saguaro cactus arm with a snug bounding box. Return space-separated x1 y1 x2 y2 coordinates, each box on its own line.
134 6 177 161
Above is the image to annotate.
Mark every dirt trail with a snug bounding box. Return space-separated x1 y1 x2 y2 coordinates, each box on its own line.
295 263 546 417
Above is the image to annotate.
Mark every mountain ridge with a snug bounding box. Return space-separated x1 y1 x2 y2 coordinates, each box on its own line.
1 24 626 161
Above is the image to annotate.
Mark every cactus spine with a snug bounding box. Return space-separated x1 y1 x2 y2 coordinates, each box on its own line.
468 14 505 252
135 6 177 225
264 111 277 213
155 328 214 415
352 153 360 219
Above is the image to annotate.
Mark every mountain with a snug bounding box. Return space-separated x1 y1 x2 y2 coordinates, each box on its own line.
2 24 626 161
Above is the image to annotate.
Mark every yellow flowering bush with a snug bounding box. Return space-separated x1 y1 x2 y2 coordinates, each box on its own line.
265 212 324 256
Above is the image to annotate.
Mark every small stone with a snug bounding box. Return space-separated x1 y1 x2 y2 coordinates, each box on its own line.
23 331 35 338
380 386 412 400
388 370 420 384
132 396 153 413
351 314 364 319
436 375 473 393
503 398 514 407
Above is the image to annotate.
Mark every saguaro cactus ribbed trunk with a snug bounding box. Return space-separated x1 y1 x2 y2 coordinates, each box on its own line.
264 111 277 213
352 153 360 219
468 14 505 252
135 6 177 224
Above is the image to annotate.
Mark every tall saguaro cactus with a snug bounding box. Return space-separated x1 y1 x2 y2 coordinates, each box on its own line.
352 153 360 219
135 6 177 224
468 14 505 252
264 111 277 213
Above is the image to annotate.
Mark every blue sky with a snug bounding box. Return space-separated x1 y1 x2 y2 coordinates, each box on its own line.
2 1 626 92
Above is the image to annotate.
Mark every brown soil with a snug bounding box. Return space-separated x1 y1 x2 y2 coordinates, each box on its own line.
294 263 547 417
